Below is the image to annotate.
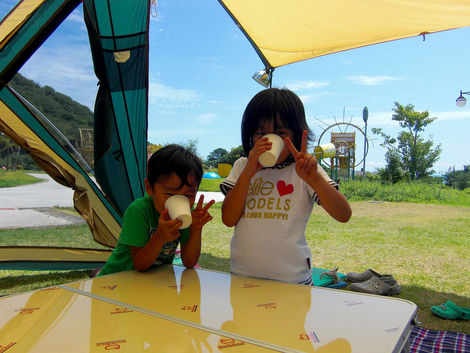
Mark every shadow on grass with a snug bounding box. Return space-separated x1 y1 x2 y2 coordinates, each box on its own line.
339 284 470 335
0 269 91 296
396 284 470 335
199 252 230 273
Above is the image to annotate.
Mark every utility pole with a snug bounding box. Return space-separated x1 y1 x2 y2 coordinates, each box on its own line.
362 106 368 181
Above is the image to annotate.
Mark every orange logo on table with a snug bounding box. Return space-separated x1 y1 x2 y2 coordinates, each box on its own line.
16 307 39 314
299 331 320 343
256 302 277 309
96 339 126 350
0 342 15 353
110 307 133 314
218 338 245 349
168 285 184 290
242 283 259 288
181 304 198 312
102 285 117 290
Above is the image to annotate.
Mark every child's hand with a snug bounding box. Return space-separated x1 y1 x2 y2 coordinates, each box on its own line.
245 137 271 177
191 194 215 230
285 130 319 182
154 208 183 243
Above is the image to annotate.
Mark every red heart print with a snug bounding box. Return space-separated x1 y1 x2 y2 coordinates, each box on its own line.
277 180 294 196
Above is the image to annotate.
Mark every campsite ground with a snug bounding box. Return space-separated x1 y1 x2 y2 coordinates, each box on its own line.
0 173 469 334
0 173 223 228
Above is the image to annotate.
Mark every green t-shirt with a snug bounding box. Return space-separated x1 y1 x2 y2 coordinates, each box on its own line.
98 196 190 276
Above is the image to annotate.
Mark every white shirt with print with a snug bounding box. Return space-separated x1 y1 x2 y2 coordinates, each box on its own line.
221 157 335 284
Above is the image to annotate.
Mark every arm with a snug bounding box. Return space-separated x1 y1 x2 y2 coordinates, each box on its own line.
285 130 352 223
181 195 215 268
131 208 182 271
221 138 271 226
307 170 351 223
221 168 252 227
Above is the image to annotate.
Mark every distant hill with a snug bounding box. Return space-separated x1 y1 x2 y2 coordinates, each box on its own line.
1 74 94 169
9 73 94 148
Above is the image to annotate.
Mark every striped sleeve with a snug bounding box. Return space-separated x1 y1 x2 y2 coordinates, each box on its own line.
220 179 235 195
219 157 246 195
312 163 340 205
312 179 339 205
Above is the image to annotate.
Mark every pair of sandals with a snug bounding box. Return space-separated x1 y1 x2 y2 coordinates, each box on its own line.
347 269 401 296
431 301 470 321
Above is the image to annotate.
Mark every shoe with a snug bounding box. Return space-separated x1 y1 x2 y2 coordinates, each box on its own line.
312 267 347 287
350 275 401 295
431 301 470 321
320 267 341 283
346 269 393 283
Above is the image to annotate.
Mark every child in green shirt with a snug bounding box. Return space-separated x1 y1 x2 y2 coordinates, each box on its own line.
98 144 215 276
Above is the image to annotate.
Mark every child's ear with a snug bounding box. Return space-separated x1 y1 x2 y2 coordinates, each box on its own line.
144 178 153 196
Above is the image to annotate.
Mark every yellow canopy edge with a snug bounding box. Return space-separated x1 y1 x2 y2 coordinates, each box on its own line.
220 0 470 68
0 0 45 50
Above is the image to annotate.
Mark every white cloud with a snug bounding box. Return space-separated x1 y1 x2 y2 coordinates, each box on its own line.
347 75 400 86
367 112 395 126
148 127 218 140
149 82 201 108
195 113 216 124
298 93 331 103
19 45 97 109
67 12 85 24
356 109 470 128
366 160 386 169
283 80 330 91
432 110 470 122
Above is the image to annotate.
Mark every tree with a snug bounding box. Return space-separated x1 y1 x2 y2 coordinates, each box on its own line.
444 165 470 190
180 139 198 155
372 102 441 182
146 142 162 158
220 145 245 165
206 148 228 167
377 149 405 183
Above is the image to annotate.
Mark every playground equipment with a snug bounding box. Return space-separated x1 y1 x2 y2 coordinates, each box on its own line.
315 120 369 181
202 171 221 179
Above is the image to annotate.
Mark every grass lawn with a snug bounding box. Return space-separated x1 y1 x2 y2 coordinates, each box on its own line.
0 170 42 187
1 201 469 334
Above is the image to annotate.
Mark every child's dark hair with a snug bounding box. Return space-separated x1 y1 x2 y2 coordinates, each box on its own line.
147 144 203 188
241 88 314 156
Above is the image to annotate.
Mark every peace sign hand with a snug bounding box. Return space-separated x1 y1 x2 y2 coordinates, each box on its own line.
284 130 319 182
191 194 215 230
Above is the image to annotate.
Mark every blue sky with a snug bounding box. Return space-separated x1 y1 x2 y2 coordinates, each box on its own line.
2 0 470 174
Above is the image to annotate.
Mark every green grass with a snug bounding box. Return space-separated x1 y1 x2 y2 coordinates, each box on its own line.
341 180 470 206
0 170 43 187
1 201 469 334
199 177 223 192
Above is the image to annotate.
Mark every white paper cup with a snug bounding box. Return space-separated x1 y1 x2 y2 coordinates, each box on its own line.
258 134 285 167
164 195 192 229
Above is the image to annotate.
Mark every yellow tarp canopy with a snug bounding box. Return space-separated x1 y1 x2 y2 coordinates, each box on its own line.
0 0 44 50
220 0 470 68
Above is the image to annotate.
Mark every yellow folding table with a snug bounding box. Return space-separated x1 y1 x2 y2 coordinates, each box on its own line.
0 265 417 352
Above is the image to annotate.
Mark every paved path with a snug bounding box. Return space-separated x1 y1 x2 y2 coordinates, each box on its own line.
0 174 224 229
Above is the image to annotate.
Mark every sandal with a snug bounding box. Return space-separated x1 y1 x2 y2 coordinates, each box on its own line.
350 275 401 295
320 267 341 284
313 267 347 287
346 268 393 283
431 301 470 320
